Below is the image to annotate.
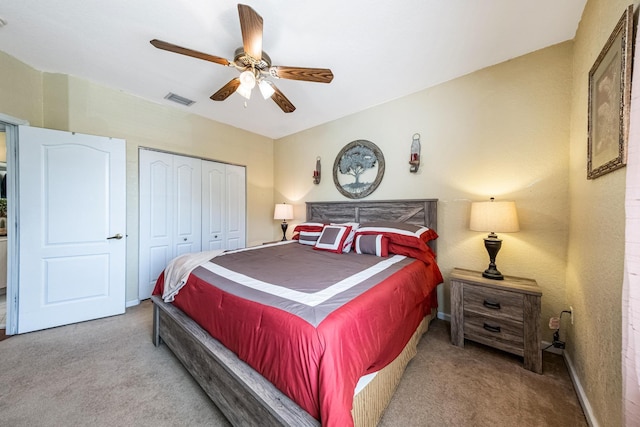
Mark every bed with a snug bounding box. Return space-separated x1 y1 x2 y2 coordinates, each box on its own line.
151 199 442 426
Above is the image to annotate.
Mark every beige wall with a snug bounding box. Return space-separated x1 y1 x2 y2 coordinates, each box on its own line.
0 52 276 304
0 51 44 126
275 42 573 341
566 1 638 425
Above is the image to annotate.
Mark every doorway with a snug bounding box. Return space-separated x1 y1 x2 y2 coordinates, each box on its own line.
0 127 6 336
0 116 20 336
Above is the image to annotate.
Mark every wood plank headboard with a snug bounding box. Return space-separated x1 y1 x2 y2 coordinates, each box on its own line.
306 199 438 252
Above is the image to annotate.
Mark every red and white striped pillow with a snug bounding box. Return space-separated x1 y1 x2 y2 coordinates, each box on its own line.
354 222 438 262
292 222 326 245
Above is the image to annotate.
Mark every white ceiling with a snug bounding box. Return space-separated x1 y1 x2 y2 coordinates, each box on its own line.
0 0 586 139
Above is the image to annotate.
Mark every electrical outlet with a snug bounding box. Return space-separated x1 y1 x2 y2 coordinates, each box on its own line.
569 306 574 325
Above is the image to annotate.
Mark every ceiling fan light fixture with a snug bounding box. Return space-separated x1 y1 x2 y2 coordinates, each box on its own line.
258 80 275 99
237 69 257 99
236 83 252 100
239 70 256 89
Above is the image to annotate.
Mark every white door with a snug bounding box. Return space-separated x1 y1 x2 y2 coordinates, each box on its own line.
139 150 173 300
138 150 202 300
202 160 225 250
18 126 126 334
173 155 202 256
201 162 246 251
225 164 246 250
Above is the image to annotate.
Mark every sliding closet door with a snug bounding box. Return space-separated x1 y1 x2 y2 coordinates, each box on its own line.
140 151 246 300
139 150 201 300
201 161 246 251
225 164 246 250
173 155 202 256
202 160 225 250
139 150 173 300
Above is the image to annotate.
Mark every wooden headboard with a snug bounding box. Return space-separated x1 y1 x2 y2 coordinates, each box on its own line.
306 199 438 252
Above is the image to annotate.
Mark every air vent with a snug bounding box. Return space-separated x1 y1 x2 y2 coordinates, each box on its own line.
164 92 195 106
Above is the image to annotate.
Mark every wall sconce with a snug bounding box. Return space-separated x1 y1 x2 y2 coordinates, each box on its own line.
469 197 520 280
409 133 421 173
274 203 294 241
313 156 321 185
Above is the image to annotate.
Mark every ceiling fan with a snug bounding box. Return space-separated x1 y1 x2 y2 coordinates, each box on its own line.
150 3 334 113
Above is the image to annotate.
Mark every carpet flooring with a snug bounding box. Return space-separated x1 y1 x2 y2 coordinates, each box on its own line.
0 292 6 329
379 319 587 426
0 291 6 341
0 300 587 426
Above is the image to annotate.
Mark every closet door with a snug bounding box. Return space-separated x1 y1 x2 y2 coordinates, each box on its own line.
173 155 202 256
201 162 246 251
201 160 225 250
225 164 246 250
140 152 246 300
139 151 202 300
139 150 174 300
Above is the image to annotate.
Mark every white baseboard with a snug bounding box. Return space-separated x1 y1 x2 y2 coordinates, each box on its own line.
563 350 599 427
126 299 140 308
437 311 450 322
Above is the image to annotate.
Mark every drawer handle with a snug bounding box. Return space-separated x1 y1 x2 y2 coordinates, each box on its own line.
483 299 501 310
483 323 501 333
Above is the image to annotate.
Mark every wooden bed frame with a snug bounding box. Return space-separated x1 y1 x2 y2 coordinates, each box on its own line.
152 199 438 426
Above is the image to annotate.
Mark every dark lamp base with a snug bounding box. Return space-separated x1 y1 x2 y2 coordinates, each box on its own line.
482 235 505 280
280 221 288 241
482 268 504 280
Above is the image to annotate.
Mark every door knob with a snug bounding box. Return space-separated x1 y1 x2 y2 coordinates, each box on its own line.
107 233 123 240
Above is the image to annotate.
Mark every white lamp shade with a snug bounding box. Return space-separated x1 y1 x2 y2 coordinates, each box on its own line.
259 80 275 99
236 70 256 100
239 70 256 89
236 83 252 100
274 203 294 220
469 200 519 233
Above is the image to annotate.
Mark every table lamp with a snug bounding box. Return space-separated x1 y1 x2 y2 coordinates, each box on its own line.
469 197 519 280
274 203 294 241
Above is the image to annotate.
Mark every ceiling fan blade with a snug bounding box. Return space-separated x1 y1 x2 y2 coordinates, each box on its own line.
150 39 230 66
210 78 241 101
270 66 334 83
270 83 296 113
237 4 263 61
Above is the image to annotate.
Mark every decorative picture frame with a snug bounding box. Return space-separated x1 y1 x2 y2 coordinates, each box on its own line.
333 140 385 199
587 5 633 180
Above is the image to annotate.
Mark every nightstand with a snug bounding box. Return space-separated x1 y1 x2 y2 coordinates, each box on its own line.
450 268 542 374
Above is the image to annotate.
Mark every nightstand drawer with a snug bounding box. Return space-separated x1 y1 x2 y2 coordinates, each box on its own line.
463 311 524 356
463 285 524 323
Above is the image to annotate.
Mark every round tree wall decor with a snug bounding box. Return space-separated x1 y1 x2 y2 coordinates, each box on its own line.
333 140 385 199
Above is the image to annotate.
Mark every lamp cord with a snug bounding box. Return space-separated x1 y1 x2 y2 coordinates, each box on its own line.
543 310 572 351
